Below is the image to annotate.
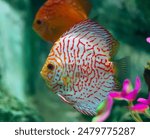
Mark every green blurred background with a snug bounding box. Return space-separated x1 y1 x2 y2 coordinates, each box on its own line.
0 0 150 122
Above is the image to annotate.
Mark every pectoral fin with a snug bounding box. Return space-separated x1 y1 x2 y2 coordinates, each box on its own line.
58 94 74 105
61 76 71 86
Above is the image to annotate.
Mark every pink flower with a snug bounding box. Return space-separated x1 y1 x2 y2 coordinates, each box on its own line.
92 96 113 122
110 76 141 102
137 93 150 105
130 93 150 113
129 104 149 113
146 37 150 44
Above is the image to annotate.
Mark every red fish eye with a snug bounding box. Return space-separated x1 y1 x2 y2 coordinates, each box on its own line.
36 19 42 25
47 63 55 71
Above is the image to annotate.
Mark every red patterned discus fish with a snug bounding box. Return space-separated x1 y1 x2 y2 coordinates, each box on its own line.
41 20 120 115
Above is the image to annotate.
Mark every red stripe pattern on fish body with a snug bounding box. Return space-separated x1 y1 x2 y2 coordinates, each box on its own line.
44 20 118 115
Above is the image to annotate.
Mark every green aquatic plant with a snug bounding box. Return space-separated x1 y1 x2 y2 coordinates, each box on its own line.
0 90 43 122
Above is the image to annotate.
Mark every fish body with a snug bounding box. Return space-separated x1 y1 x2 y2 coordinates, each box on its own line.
33 0 91 43
41 20 119 115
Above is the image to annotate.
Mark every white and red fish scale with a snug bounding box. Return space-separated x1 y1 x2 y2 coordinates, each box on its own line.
48 20 118 115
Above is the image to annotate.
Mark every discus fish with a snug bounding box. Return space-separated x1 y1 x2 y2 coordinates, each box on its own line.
40 20 123 115
33 0 91 43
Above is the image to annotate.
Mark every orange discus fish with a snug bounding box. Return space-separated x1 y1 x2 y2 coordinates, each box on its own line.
33 0 91 43
40 20 124 115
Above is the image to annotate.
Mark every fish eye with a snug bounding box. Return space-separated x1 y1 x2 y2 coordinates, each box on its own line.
47 63 55 71
36 19 42 25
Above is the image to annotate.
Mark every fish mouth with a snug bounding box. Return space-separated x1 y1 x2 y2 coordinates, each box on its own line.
40 70 45 79
40 70 49 80
40 68 54 84
32 21 40 32
40 68 48 79
32 20 50 41
40 70 54 90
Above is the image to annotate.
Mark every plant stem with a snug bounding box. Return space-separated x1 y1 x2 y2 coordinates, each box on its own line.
134 112 143 122
130 111 141 122
128 102 143 122
144 110 150 119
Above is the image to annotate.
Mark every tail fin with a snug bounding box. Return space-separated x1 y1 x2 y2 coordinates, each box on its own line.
114 57 130 90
